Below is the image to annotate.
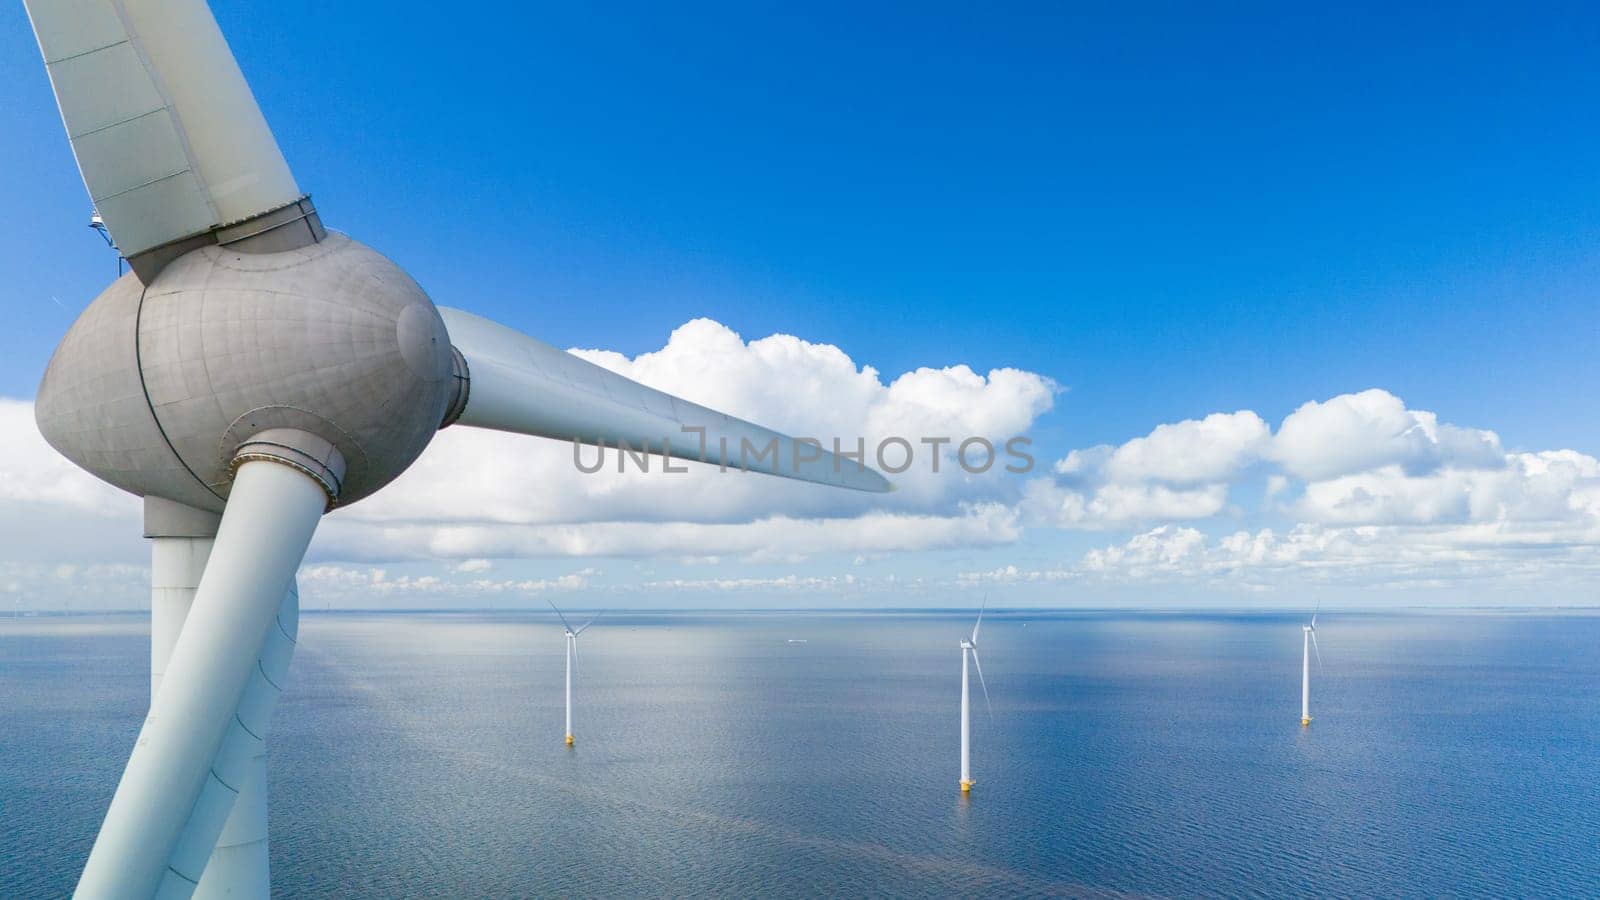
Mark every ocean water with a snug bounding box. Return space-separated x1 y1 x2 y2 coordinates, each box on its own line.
2 610 1597 898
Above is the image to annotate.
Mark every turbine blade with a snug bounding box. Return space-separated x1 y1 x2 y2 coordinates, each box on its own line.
547 599 574 634
971 649 994 721
75 460 326 896
172 579 299 889
1311 599 1320 629
972 593 987 643
1311 629 1323 671
438 308 892 493
22 0 304 263
571 636 580 676
575 609 606 636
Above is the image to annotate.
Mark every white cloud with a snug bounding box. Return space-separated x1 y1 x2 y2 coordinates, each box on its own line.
643 573 857 592
1022 478 1229 529
299 564 599 600
956 564 1074 584
1029 390 1539 533
1289 449 1600 526
0 398 134 516
1266 388 1502 480
1080 525 1210 576
1100 410 1269 485
1078 519 1600 589
318 503 1021 563
574 318 1055 478
6 338 1600 604
1030 409 1263 529
0 316 1055 605
328 318 1053 559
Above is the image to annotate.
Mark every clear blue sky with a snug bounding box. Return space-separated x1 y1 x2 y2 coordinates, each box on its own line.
2 3 1599 608
3 2 1597 453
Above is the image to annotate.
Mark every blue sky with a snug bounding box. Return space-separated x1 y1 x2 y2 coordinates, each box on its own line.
2 3 1599 608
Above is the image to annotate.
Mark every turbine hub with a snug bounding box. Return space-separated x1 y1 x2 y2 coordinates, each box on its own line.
34 234 457 511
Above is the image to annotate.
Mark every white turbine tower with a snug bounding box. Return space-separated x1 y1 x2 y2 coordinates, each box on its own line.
549 602 602 746
959 598 992 793
1301 605 1322 726
17 4 889 897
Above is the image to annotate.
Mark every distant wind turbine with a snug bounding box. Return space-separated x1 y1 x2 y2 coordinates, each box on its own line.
549 601 603 746
959 597 993 793
1301 604 1322 726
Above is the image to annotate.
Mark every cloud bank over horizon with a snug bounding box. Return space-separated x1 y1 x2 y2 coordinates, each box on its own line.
2 324 1598 609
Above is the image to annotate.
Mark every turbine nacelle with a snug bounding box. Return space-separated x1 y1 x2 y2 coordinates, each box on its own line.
34 233 460 511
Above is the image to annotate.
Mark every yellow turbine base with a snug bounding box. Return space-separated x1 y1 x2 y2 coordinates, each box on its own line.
565 734 574 746
960 779 974 793
1301 717 1311 726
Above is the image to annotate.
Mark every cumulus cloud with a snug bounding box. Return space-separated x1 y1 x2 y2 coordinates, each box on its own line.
0 399 134 516
1027 409 1261 528
331 318 1053 558
1099 411 1270 485
0 314 1058 609
1022 478 1228 529
1266 388 1503 480
956 564 1073 584
318 503 1020 563
643 573 858 592
1029 389 1547 533
7 334 1600 604
1289 449 1600 526
1076 519 1600 589
299 564 599 601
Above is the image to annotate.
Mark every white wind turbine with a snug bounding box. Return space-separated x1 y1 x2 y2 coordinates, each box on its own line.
548 602 603 746
1301 604 1322 726
959 597 993 793
17 3 889 897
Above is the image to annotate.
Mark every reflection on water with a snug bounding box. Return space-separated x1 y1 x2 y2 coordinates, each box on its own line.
2 610 1597 897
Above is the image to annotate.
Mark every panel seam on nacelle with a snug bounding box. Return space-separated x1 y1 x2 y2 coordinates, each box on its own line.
133 277 225 504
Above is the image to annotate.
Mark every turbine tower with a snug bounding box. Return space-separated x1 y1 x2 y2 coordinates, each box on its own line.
959 598 992 793
1301 605 1322 726
548 602 602 746
18 3 889 897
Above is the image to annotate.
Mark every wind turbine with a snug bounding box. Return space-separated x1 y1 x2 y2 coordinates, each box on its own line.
959 597 993 793
17 3 889 897
1301 604 1322 726
549 602 602 746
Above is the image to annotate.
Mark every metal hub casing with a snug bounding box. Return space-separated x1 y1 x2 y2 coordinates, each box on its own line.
35 233 455 512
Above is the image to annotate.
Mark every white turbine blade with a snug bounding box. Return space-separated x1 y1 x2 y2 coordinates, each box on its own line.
547 598 575 634
970 649 994 721
75 460 326 897
1310 599 1320 629
22 0 303 260
438 308 892 493
185 579 299 894
571 636 580 676
1310 629 1323 671
972 593 988 643
575 609 606 636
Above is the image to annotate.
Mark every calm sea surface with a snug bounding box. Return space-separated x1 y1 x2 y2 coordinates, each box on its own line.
2 610 1597 898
